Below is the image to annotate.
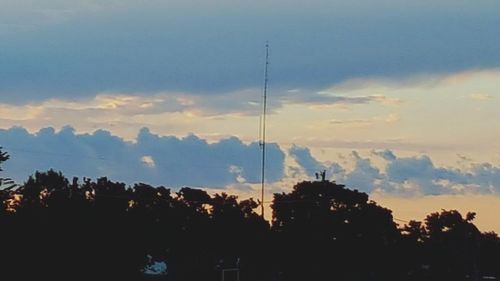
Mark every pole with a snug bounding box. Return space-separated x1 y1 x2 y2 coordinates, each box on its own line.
260 42 269 218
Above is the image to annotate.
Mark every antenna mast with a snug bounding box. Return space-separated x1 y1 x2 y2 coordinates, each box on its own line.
260 42 269 218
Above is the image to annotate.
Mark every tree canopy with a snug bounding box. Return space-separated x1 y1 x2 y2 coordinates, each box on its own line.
0 150 498 281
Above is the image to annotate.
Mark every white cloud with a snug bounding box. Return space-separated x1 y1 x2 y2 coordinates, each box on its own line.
141 155 156 168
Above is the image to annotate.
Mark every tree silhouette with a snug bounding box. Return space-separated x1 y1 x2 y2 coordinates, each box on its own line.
271 180 400 281
209 193 269 281
0 150 497 281
479 231 500 278
0 147 15 190
423 210 481 281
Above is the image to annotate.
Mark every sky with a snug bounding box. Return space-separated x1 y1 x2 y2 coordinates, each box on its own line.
1 0 500 232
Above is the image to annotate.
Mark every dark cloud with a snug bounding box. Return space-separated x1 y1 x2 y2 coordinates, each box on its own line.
279 90 393 107
187 89 397 117
1 0 500 102
0 126 285 188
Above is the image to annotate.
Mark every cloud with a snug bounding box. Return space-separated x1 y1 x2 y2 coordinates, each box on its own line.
0 0 130 34
280 90 393 107
469 93 494 101
289 147 500 195
3 125 500 197
0 88 397 134
289 145 381 193
0 126 285 188
289 145 327 177
1 0 500 102
329 119 373 127
319 113 401 129
141 155 155 168
372 149 397 161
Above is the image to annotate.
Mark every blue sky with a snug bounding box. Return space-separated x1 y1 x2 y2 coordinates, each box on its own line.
2 0 500 230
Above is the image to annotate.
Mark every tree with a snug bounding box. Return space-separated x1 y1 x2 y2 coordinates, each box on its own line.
271 180 400 281
398 220 429 280
209 193 270 281
1 159 498 281
422 210 481 281
0 148 15 190
479 231 500 277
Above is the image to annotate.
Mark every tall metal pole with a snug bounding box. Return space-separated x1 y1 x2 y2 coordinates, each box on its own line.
260 43 269 218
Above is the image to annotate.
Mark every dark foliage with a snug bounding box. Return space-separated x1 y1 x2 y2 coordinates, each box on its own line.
0 147 16 190
0 150 498 281
271 180 401 281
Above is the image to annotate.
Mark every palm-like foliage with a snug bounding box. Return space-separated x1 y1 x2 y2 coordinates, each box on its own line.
0 147 16 190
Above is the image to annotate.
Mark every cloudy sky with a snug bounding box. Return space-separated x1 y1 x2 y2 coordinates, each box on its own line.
1 0 500 231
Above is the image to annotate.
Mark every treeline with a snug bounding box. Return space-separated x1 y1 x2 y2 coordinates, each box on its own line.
0 149 499 281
